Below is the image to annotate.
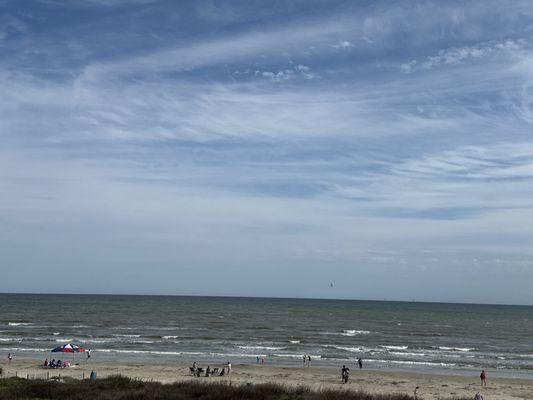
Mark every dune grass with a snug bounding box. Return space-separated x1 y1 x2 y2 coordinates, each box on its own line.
0 375 468 400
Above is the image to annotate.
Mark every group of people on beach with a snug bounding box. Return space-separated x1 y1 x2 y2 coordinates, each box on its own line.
191 361 231 377
43 358 70 368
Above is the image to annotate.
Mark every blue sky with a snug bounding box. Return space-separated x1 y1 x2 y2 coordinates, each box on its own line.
1 0 533 304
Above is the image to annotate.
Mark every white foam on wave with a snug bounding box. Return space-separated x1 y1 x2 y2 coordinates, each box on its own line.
162 335 179 340
332 345 366 353
367 359 457 367
2 347 49 352
55 338 73 342
8 322 32 326
97 349 269 358
273 353 321 359
52 332 60 336
112 334 141 338
341 330 370 336
97 349 183 356
321 330 370 337
438 346 473 352
390 351 427 357
382 345 408 350
0 338 16 342
238 345 284 351
289 340 300 344
84 339 114 344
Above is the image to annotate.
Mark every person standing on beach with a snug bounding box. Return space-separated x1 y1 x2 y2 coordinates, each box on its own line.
227 361 232 375
7 353 12 363
307 355 311 367
480 370 486 386
358 358 363 369
341 365 350 383
303 354 306 367
87 349 91 360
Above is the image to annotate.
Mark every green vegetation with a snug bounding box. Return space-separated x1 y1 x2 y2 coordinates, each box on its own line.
0 376 468 400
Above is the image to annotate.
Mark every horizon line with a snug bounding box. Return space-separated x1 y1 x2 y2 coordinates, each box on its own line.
1 292 532 307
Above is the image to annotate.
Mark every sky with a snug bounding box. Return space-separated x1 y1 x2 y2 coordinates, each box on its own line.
1 0 533 304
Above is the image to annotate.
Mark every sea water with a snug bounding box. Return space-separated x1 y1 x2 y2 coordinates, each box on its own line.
1 294 532 378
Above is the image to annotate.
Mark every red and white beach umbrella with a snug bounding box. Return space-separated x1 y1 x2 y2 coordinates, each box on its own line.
51 343 86 353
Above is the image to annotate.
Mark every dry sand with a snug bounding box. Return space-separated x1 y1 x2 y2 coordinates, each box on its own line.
1 360 532 400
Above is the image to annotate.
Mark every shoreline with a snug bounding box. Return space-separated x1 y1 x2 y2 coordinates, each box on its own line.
1 360 532 399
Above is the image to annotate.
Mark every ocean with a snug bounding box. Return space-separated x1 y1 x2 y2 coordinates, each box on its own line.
1 294 532 378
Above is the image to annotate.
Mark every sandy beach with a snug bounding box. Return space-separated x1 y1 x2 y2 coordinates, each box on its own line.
1 360 531 400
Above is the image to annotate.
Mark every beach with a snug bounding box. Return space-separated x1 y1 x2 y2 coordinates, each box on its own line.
1 360 532 400
2 295 533 399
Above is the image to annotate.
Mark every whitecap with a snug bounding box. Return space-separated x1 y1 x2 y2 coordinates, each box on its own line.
273 353 321 359
389 351 426 357
8 322 32 326
238 345 284 351
341 330 370 336
438 346 473 352
366 359 457 367
83 339 113 344
382 345 408 350
332 346 366 353
112 334 141 338
97 349 183 356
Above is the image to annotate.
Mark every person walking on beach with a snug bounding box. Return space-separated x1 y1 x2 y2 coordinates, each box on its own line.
303 354 307 367
357 358 363 369
87 349 91 360
341 365 350 384
7 353 12 363
480 370 486 386
307 355 311 367
227 361 232 375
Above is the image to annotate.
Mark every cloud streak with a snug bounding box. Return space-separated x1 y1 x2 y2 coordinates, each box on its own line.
1 0 533 302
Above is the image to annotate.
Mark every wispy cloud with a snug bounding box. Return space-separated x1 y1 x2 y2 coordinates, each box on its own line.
2 0 533 301
400 39 528 73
